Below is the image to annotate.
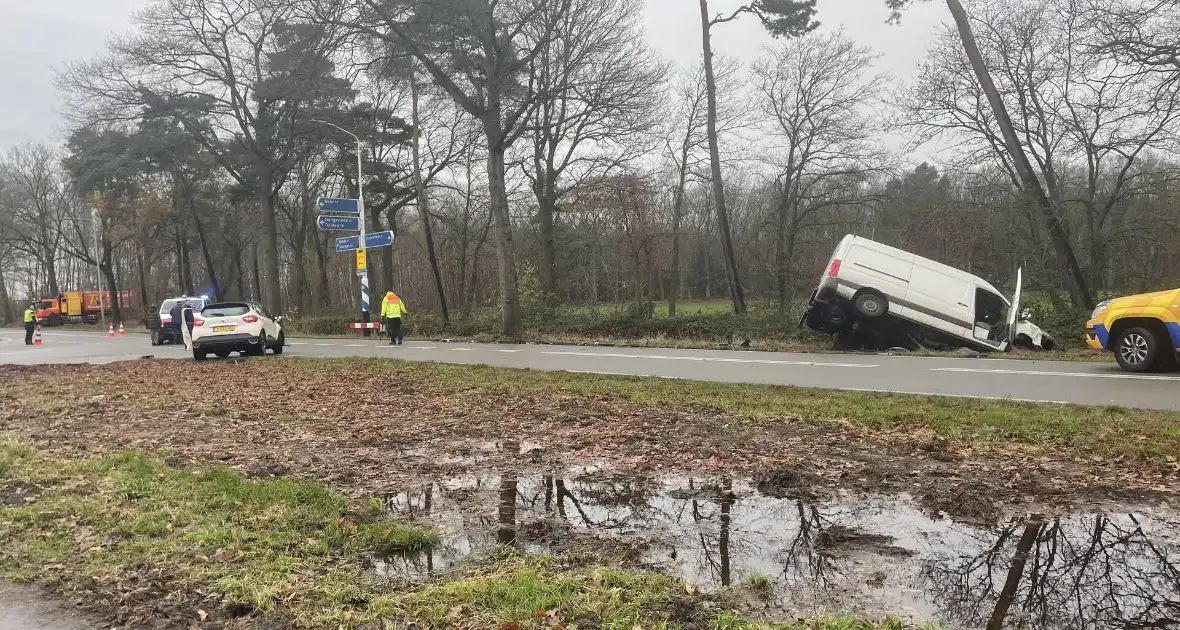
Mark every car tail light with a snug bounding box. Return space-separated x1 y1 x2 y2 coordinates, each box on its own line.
242 314 258 323
828 259 841 277
193 318 205 327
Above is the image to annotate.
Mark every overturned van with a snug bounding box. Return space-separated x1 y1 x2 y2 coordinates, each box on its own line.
801 235 1055 353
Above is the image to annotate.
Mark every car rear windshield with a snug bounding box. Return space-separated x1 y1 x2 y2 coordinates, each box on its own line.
202 303 251 317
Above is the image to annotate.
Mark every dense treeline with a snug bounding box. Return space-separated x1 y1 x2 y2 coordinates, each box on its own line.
1 0 1178 333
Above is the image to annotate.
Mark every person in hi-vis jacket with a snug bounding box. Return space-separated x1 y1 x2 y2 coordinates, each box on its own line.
381 291 407 345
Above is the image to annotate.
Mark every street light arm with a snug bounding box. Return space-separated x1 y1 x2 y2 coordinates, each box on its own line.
310 119 360 144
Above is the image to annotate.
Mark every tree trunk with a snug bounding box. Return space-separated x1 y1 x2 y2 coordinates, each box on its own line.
41 226 60 296
187 197 221 300
483 125 522 338
986 520 1044 630
945 0 1093 309
413 69 450 324
669 160 689 318
257 165 283 313
719 476 733 586
775 193 790 319
99 239 123 326
180 235 195 296
699 0 747 315
312 233 331 309
251 242 262 302
370 207 390 299
538 184 558 296
135 247 150 318
0 264 12 324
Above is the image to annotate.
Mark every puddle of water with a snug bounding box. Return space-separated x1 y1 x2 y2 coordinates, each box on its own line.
376 466 1180 629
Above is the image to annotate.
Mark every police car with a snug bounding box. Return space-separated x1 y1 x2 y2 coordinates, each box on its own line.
148 295 210 345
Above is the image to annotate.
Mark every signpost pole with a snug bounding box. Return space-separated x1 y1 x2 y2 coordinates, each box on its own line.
91 207 107 330
356 135 371 337
314 119 372 337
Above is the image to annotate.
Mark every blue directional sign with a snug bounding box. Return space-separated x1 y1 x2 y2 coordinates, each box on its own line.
317 214 360 231
335 230 395 253
317 197 359 214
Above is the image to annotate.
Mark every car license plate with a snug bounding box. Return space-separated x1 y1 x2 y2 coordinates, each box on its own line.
214 325 236 332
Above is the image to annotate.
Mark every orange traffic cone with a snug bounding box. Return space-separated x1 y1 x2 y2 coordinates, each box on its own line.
108 323 115 337
118 323 126 336
33 325 42 345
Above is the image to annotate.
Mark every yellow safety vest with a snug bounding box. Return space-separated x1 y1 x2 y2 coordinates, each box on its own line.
381 295 407 319
24 308 35 323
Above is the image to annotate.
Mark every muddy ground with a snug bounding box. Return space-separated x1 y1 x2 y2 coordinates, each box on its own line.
0 360 1172 524
3 360 1180 629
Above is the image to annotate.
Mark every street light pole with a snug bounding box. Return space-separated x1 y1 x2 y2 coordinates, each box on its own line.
312 119 371 336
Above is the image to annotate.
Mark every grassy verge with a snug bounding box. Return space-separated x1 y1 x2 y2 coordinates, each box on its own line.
0 441 930 629
313 358 1178 466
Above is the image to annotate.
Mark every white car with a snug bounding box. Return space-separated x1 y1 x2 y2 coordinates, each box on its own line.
183 301 286 360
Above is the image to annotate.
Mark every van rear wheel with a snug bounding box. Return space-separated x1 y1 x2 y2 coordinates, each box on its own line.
854 292 887 318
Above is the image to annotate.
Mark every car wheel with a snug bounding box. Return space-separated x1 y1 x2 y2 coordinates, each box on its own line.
1014 335 1034 350
249 334 266 357
194 349 208 361
215 350 231 359
273 333 284 355
1115 326 1160 372
825 304 848 328
854 292 887 318
1040 335 1055 351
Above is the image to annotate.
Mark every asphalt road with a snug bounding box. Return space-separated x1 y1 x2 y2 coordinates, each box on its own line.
2 330 1179 410
0 584 96 630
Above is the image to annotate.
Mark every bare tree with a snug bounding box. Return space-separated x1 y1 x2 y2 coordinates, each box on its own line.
697 0 819 315
890 0 1095 307
663 56 748 316
524 0 667 297
753 30 890 316
319 0 574 337
900 0 1180 299
60 0 351 314
0 144 68 297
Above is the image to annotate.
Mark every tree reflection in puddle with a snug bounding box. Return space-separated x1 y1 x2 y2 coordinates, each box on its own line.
376 470 1180 629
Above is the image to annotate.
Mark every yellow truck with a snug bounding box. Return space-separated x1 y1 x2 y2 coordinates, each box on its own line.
1085 288 1180 372
36 290 137 326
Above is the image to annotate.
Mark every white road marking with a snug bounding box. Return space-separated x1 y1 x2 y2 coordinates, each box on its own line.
931 367 1180 381
541 350 876 368
314 343 335 347
344 344 366 347
288 342 308 346
493 349 520 353
453 348 472 352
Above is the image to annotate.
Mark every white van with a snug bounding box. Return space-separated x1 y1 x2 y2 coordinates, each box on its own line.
801 235 1054 352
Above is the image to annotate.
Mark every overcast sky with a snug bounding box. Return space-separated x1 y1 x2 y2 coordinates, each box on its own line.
0 0 948 151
